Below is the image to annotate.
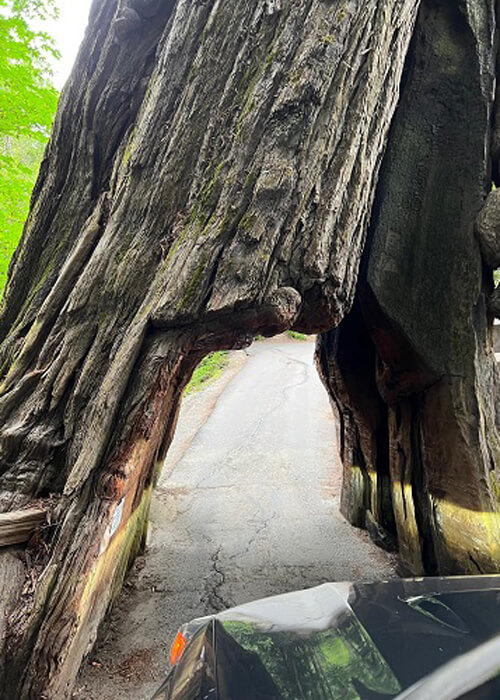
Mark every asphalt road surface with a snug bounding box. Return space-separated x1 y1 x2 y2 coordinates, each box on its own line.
76 337 396 699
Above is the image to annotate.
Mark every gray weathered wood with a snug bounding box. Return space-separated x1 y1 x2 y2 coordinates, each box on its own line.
0 508 47 547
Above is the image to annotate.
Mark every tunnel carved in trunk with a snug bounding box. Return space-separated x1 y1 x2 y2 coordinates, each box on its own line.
0 0 498 697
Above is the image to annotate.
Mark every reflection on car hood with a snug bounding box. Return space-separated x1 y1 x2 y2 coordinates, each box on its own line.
202 581 353 633
154 575 500 699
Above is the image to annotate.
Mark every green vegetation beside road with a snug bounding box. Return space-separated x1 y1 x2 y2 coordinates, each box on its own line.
185 352 229 395
286 331 308 341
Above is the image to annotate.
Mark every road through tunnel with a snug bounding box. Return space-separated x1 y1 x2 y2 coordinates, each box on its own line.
74 333 397 699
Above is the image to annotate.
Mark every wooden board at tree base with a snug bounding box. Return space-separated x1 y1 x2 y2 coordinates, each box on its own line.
0 508 46 547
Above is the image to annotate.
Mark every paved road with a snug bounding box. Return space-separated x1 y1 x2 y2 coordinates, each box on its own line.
76 338 396 699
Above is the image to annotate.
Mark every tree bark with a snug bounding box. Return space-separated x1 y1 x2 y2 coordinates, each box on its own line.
0 0 422 696
317 0 500 576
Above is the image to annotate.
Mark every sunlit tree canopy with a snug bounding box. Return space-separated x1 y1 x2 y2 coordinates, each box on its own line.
0 0 59 293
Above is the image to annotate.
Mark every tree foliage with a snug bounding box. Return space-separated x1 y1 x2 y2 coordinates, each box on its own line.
0 0 59 293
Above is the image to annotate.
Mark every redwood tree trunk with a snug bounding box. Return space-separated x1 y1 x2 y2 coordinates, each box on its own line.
317 0 500 576
0 1 421 696
0 0 497 697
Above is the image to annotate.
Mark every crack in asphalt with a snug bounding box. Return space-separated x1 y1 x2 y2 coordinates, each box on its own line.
229 510 278 561
201 547 233 613
269 346 314 369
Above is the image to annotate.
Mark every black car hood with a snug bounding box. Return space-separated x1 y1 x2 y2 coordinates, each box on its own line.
154 575 500 699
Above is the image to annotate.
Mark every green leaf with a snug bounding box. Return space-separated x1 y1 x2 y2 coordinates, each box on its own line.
0 0 59 296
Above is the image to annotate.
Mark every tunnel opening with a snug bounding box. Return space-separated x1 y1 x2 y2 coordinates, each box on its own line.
75 332 397 698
